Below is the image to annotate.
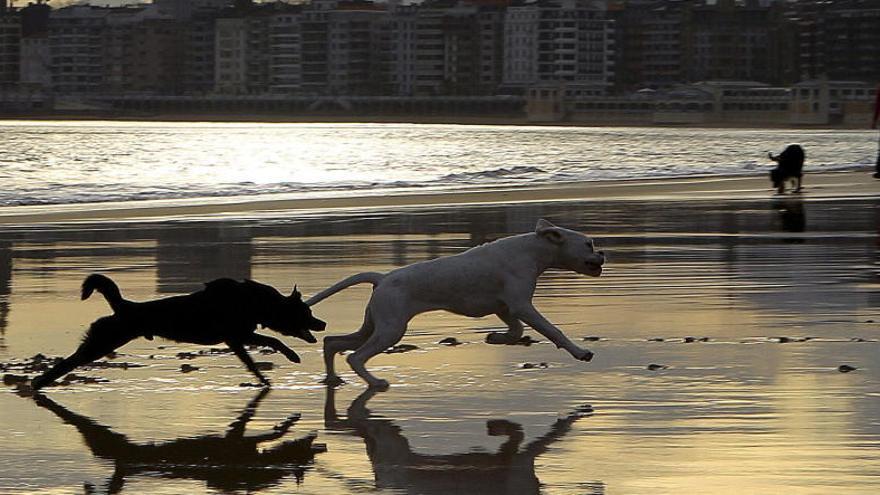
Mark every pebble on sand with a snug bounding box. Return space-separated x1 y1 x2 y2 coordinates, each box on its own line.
3 374 29 386
647 364 669 371
255 361 274 371
837 365 857 373
520 362 549 370
385 344 419 354
180 364 200 373
647 338 664 342
582 336 602 342
438 337 462 346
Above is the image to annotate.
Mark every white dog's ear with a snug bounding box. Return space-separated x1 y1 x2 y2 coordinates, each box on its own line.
536 219 565 244
536 218 556 231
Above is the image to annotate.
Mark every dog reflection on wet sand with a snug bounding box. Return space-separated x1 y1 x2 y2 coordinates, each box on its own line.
32 389 324 494
324 387 596 495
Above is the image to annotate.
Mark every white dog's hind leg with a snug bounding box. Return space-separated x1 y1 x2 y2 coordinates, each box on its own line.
346 318 408 390
514 305 594 362
322 310 374 385
486 311 525 345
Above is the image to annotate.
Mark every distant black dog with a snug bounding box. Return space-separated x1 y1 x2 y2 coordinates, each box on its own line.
31 274 326 390
768 144 804 194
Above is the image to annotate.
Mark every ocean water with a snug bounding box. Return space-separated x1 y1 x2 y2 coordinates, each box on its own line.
0 121 876 207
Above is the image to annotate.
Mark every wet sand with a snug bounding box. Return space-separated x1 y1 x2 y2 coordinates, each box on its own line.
1 178 879 494
0 171 877 225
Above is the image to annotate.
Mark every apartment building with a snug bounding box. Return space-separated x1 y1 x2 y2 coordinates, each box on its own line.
503 2 538 88
391 3 447 96
299 1 331 94
475 5 506 95
268 9 303 94
19 2 50 88
610 0 689 90
504 0 615 95
326 1 388 95
104 6 183 94
48 6 108 94
687 0 792 85
536 0 615 92
182 12 218 94
789 0 880 83
0 7 20 87
214 17 248 93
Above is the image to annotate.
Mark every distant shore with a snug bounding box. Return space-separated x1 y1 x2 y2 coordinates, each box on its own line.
0 113 873 130
1 170 877 225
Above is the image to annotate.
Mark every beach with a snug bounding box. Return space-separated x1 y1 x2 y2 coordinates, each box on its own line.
1 172 879 494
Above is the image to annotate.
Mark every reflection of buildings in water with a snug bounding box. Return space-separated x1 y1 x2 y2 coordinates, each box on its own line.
156 225 253 293
0 241 10 348
392 238 408 267
32 389 322 494
324 387 600 495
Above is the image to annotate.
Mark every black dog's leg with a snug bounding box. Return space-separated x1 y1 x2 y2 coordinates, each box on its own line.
228 342 270 386
246 334 301 363
32 317 136 390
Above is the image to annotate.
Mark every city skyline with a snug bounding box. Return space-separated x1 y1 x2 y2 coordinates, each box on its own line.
0 0 878 125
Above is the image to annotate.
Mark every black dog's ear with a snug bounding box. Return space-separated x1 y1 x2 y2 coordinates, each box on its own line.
290 285 302 300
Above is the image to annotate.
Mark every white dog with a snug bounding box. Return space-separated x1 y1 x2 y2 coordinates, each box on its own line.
307 219 606 389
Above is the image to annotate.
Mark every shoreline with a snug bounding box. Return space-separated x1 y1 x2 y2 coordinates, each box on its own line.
0 113 873 130
1 171 877 225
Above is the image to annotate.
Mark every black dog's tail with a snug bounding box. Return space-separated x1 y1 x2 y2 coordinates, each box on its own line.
81 274 125 313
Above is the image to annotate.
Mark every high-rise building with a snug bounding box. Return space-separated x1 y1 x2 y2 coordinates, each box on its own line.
503 2 539 88
48 5 108 94
326 1 389 95
214 16 248 93
19 2 50 89
268 8 303 94
0 5 20 87
504 0 615 94
105 6 184 94
475 3 506 95
610 0 688 90
687 0 791 84
789 0 880 83
613 0 796 90
391 2 447 96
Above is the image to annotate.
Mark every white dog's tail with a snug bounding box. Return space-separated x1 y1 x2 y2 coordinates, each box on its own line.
306 272 385 306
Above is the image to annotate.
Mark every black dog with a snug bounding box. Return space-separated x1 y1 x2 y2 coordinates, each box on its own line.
31 274 326 390
769 144 804 194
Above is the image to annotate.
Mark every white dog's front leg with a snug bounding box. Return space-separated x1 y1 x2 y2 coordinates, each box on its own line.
486 311 525 345
513 305 594 362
